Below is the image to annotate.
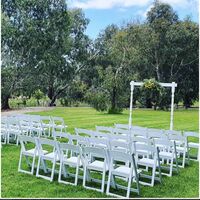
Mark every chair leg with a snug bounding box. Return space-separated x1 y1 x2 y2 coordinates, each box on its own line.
83 166 87 187
75 165 79 186
50 160 56 182
31 156 36 175
151 167 156 187
18 152 23 172
126 175 132 198
101 170 106 193
169 159 173 177
58 161 63 183
106 171 112 195
36 156 41 177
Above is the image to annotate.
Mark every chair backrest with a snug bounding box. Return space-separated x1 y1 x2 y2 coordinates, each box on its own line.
168 134 186 143
88 137 110 149
59 142 81 155
82 146 107 159
96 126 114 134
36 138 58 154
131 128 148 138
18 135 37 152
70 135 89 146
134 142 157 154
40 116 52 124
109 150 133 163
184 131 199 138
114 128 130 136
75 128 94 137
153 138 175 150
93 131 109 139
164 129 182 136
108 133 129 142
109 140 130 153
52 131 71 141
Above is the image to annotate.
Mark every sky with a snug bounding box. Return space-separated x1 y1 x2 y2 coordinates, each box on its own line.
67 0 199 39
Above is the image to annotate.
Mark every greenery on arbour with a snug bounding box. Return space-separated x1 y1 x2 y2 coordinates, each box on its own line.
1 107 199 198
1 0 199 111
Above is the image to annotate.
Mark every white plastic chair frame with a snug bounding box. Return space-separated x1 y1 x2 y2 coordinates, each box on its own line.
154 139 179 177
134 143 162 187
51 117 67 133
7 117 22 145
184 131 199 162
40 116 53 137
1 117 8 145
168 134 188 168
36 138 60 182
106 150 140 198
82 146 109 193
18 135 39 175
58 143 82 186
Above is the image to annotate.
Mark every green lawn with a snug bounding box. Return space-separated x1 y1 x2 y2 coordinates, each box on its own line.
1 107 199 198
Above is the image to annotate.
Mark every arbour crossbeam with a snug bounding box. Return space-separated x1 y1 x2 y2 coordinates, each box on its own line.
129 81 177 130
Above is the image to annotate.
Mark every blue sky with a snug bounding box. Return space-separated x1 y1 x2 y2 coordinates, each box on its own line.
68 0 199 39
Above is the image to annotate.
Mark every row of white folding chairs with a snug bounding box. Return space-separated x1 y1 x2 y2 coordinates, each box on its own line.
1 114 68 145
115 124 199 162
18 135 140 198
54 131 179 179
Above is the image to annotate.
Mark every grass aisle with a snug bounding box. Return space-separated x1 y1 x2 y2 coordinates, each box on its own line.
1 107 199 198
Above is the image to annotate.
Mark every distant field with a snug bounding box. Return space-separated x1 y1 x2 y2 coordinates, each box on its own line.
1 107 199 198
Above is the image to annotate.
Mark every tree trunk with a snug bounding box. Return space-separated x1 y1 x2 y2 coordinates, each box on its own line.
109 87 117 113
49 96 57 107
1 95 10 110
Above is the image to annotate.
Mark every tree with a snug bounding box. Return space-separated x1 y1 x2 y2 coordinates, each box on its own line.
33 89 44 106
2 0 91 107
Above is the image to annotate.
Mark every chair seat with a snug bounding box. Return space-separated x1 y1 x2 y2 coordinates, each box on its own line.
63 156 82 166
23 148 48 156
87 160 108 171
176 146 186 152
188 142 199 148
112 166 141 177
43 152 60 161
138 158 157 167
159 151 174 159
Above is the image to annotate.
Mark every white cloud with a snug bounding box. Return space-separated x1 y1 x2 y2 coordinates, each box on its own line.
68 0 198 10
68 0 150 9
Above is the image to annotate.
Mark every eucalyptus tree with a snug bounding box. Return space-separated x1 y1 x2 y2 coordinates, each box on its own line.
1 0 91 107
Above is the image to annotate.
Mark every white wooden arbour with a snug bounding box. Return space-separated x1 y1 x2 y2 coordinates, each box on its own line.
129 81 177 130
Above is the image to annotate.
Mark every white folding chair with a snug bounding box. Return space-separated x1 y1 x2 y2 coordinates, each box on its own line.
110 140 131 153
29 115 44 137
70 135 89 147
184 131 199 162
134 143 162 187
58 143 82 186
51 116 67 133
82 146 109 193
154 139 179 177
36 138 60 181
1 117 8 145
40 116 53 137
7 116 22 145
18 135 48 175
168 134 188 168
106 150 140 198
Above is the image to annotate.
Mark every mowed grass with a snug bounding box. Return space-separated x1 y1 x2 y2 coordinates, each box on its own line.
1 107 199 198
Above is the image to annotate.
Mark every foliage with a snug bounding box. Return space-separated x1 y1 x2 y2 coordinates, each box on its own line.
139 79 164 110
33 89 44 105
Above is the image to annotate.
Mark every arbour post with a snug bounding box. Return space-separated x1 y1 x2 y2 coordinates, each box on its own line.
129 81 134 130
170 82 176 130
